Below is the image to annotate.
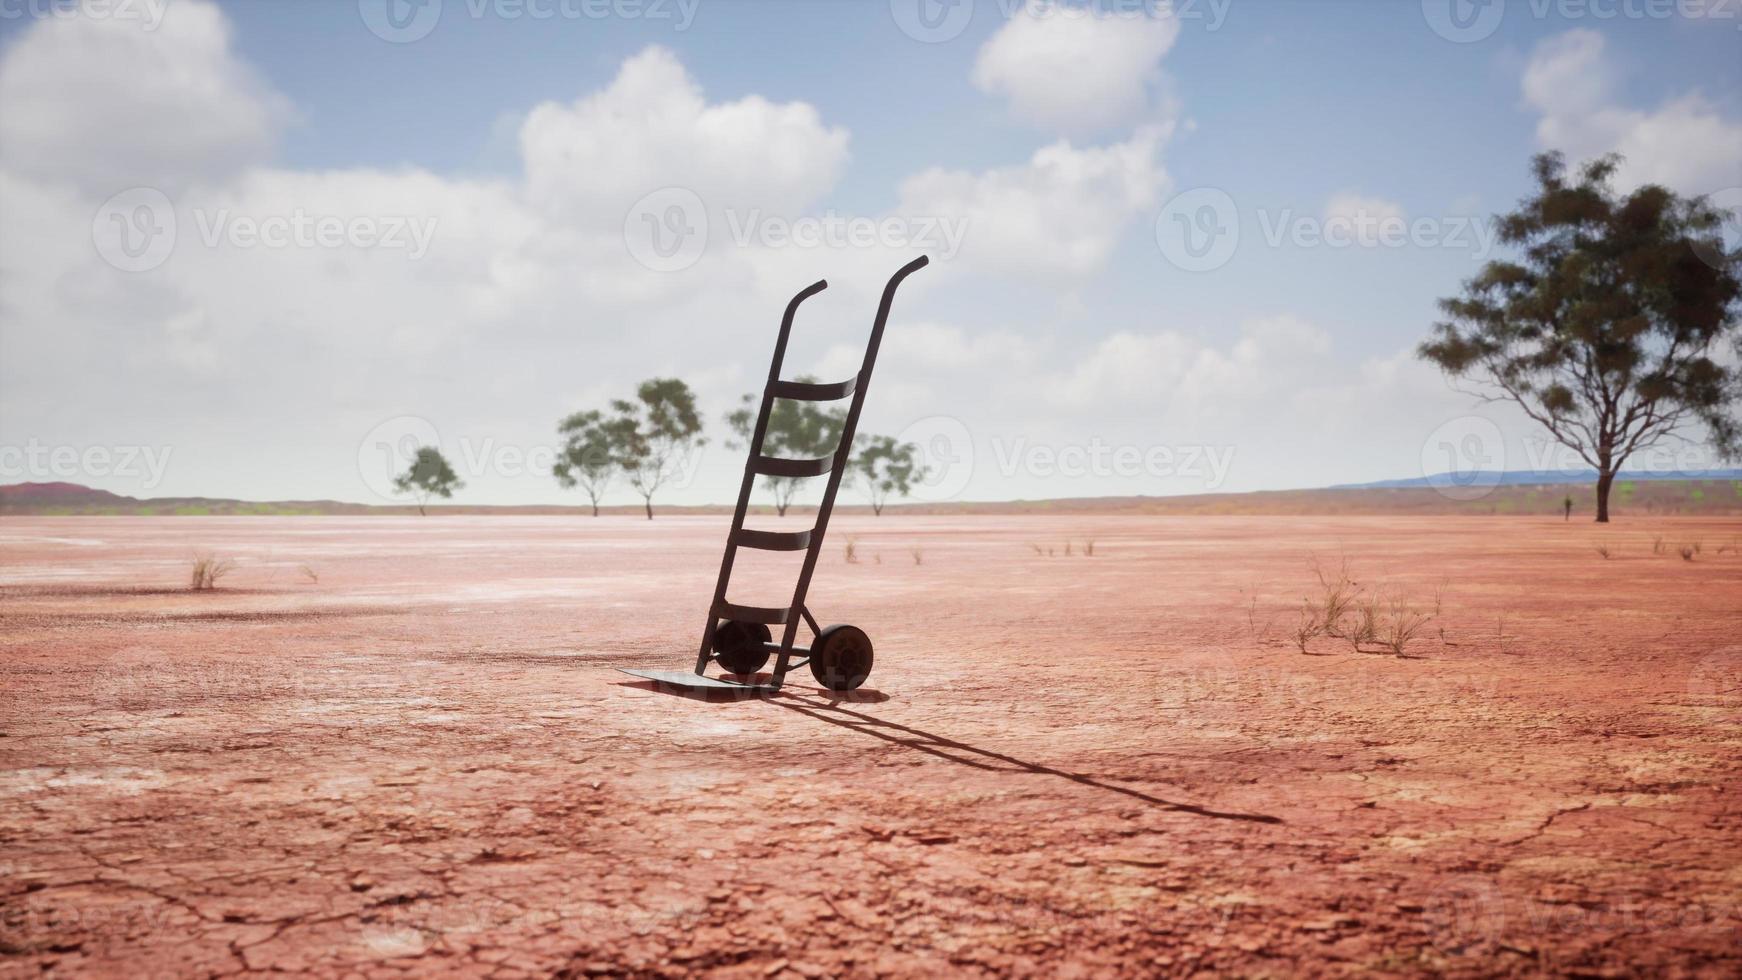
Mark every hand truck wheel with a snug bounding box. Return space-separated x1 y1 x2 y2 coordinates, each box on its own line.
810 624 873 692
712 620 772 675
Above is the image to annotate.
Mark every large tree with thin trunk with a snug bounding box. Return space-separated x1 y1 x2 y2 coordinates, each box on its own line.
725 376 845 517
611 378 705 520
553 409 618 516
1419 152 1741 522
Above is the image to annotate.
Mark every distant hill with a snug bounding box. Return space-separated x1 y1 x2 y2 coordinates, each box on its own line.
4 477 1740 517
1334 469 1742 490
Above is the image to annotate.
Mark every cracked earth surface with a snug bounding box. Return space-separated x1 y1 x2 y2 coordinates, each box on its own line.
1 515 1739 977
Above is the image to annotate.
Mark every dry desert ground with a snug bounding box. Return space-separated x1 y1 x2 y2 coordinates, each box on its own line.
2 514 1739 977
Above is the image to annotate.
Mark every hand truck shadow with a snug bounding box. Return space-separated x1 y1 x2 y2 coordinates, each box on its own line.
614 677 890 705
770 694 1283 825
612 681 1281 824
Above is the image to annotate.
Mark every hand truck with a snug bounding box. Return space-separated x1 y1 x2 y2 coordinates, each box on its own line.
621 255 929 694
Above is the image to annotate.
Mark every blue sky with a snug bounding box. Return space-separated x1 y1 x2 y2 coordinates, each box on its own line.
0 0 1738 506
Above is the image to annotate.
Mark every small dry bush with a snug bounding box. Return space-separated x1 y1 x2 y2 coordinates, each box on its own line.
910 547 924 566
1379 594 1435 656
298 563 319 584
1292 557 1441 658
189 552 234 591
1652 536 1668 555
1083 540 1095 557
1679 544 1696 562
1593 541 1613 560
844 538 858 564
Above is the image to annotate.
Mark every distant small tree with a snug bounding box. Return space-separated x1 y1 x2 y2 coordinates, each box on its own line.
553 409 618 517
850 434 929 516
393 446 462 516
726 376 846 517
612 378 705 520
1419 152 1741 522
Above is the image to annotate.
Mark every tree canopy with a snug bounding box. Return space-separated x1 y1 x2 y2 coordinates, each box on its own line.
611 377 706 519
392 446 462 516
1419 152 1741 522
850 434 929 516
553 409 617 517
725 376 846 517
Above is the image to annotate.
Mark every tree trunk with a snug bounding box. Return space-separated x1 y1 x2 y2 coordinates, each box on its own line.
417 503 426 517
1594 469 1614 523
873 502 883 516
776 502 788 517
644 497 654 520
591 501 599 517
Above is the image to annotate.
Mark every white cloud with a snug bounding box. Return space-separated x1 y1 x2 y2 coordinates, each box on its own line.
1322 193 1408 248
972 2 1181 133
518 45 850 222
897 125 1171 283
1046 315 1330 412
1522 29 1742 194
0 9 865 503
0 0 288 195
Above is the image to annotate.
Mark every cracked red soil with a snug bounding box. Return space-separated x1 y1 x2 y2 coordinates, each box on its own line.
1 515 1739 977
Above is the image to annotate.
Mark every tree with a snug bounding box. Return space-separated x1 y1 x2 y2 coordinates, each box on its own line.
553 409 618 517
1419 152 1741 523
725 376 846 517
611 378 705 520
849 434 929 516
392 446 462 516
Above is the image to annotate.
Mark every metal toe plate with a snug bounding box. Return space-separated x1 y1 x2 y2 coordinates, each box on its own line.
617 668 777 693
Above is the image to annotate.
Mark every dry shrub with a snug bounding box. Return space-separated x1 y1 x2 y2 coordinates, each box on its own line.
1593 541 1613 560
1379 594 1435 657
1679 544 1696 562
1083 540 1096 557
189 552 234 591
298 564 319 584
844 538 858 564
1292 557 1441 658
910 547 924 566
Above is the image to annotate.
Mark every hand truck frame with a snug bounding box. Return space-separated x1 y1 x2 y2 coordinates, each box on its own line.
621 255 929 694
